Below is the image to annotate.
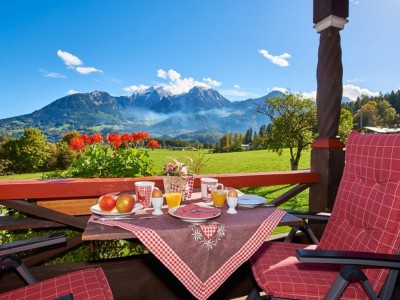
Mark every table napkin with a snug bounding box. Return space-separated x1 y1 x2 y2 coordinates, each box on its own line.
174 204 220 218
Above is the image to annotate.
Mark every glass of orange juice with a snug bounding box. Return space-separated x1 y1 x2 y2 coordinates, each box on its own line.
211 190 227 207
165 192 183 209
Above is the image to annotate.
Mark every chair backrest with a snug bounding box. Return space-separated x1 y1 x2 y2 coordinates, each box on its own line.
318 131 400 291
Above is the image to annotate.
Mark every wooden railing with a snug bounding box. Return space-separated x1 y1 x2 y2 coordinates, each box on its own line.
0 170 318 298
0 170 317 260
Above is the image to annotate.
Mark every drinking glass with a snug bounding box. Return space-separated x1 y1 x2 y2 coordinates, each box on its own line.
165 192 182 209
211 189 227 207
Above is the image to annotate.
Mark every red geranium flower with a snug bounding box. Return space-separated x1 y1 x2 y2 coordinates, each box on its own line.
106 133 122 148
69 136 85 150
121 133 133 143
90 133 103 144
79 134 90 144
147 139 160 149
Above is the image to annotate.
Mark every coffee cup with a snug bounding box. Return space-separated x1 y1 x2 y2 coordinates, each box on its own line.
134 181 155 207
200 178 224 202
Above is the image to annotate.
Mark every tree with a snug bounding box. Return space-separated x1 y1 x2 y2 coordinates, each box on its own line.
338 109 353 144
244 128 253 144
1 128 54 172
256 93 317 170
354 101 379 128
377 100 398 126
61 130 81 144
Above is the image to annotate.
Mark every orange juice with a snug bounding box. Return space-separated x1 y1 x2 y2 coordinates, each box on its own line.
212 190 227 207
165 192 182 208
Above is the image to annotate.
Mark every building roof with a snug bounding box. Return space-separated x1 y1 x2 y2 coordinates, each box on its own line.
363 126 400 134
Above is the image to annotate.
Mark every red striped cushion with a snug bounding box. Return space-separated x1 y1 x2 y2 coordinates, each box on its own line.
0 267 113 300
251 243 369 300
320 132 400 292
251 132 400 299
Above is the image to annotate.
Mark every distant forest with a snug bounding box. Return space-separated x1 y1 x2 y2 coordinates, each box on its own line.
342 89 400 128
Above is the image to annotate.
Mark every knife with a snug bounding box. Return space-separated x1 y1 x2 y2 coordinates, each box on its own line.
94 216 156 221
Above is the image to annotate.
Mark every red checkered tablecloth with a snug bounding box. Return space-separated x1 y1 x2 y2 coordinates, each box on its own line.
90 199 285 300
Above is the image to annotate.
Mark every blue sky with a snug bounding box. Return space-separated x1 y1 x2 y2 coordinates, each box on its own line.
1 0 399 119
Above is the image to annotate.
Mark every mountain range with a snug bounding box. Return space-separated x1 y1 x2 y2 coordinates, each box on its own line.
0 87 282 142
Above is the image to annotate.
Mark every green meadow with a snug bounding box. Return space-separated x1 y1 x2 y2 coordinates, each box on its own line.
1 148 311 234
149 148 311 174
0 148 311 180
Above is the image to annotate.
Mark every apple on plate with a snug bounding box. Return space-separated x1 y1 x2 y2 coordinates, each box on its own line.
98 194 117 212
116 193 135 213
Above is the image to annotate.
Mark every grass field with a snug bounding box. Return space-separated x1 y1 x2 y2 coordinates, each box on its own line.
0 148 311 180
0 148 311 234
150 148 311 174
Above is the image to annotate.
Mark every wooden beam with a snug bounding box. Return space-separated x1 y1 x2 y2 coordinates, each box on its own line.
0 171 318 200
1 200 87 229
313 0 349 23
22 235 84 267
270 183 313 207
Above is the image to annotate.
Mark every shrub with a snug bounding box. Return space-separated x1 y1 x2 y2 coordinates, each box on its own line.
0 128 54 173
55 141 77 169
68 143 156 178
0 159 13 175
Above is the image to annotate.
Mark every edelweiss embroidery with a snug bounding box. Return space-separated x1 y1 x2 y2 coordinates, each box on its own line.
190 221 226 250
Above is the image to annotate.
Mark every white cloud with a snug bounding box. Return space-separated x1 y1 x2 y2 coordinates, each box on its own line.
234 84 240 89
272 87 290 94
157 69 167 79
270 87 317 100
258 49 291 67
39 69 66 78
343 84 379 101
157 69 181 81
67 89 79 95
75 66 103 75
166 69 181 81
300 90 317 100
290 85 378 102
57 50 82 68
154 69 213 94
346 78 364 83
203 77 222 87
350 0 360 5
123 84 150 93
124 69 223 96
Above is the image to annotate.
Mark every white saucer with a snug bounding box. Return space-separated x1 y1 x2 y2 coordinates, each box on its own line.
238 194 266 206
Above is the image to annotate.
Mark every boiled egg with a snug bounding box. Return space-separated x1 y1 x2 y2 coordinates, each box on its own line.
227 189 238 197
152 189 163 198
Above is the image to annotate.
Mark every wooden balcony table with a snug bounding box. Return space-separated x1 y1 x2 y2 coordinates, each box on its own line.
83 191 302 300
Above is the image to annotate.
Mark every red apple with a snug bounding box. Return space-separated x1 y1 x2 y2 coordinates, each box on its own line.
98 194 116 212
116 193 135 213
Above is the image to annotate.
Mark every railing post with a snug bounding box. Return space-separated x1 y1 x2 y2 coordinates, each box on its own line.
310 0 348 213
310 139 345 212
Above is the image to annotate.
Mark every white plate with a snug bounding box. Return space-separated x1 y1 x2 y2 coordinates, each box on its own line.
90 203 144 217
238 194 267 206
168 204 221 223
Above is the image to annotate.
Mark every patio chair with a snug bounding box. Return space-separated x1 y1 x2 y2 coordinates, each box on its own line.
248 131 400 300
0 232 113 300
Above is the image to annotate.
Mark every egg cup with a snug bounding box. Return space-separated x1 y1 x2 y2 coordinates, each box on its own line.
227 197 238 214
151 197 164 215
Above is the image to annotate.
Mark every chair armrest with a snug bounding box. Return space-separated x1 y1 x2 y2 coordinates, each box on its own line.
296 249 400 269
0 233 66 256
284 210 331 221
